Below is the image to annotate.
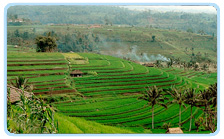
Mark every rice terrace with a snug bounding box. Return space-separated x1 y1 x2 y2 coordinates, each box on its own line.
6 5 217 134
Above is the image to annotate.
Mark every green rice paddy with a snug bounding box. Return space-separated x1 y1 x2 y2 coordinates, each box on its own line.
7 49 216 133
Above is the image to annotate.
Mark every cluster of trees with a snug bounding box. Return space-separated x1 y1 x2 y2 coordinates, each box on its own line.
154 55 214 72
7 28 101 53
139 84 217 132
35 32 58 52
57 32 99 52
7 29 36 47
7 6 217 35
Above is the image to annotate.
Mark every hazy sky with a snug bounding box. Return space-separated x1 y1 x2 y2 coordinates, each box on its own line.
121 6 217 14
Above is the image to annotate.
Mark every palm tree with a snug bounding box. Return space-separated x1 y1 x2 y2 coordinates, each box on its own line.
207 83 217 132
138 85 168 129
167 86 186 128
10 76 33 91
184 88 200 131
198 90 210 127
197 83 217 132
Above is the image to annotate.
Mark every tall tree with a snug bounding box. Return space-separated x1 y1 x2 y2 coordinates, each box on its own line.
138 85 168 129
207 83 217 133
14 29 20 37
184 88 200 131
198 90 210 127
35 32 58 52
151 35 156 42
167 86 186 128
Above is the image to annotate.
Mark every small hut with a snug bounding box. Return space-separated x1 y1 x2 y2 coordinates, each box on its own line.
89 24 102 29
143 62 155 67
70 70 84 77
7 85 32 103
166 127 183 134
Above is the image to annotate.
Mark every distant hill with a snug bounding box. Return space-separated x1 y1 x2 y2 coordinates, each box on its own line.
7 25 217 62
7 5 217 35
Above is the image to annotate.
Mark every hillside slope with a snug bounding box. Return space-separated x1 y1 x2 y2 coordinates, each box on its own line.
55 113 135 133
7 25 217 62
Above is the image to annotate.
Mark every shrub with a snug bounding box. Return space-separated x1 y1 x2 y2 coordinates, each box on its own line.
87 71 98 76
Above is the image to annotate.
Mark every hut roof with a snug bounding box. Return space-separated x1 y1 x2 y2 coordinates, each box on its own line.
89 24 102 28
70 70 84 75
7 85 32 103
166 127 183 134
143 62 155 67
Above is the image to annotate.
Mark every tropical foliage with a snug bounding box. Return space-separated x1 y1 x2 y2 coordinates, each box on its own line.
167 86 186 128
7 88 58 133
10 76 33 91
138 85 168 129
35 32 57 52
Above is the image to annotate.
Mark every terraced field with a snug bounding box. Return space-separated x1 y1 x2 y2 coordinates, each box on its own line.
7 51 216 133
7 52 77 95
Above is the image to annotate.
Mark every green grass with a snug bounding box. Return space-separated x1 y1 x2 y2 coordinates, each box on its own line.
55 113 135 133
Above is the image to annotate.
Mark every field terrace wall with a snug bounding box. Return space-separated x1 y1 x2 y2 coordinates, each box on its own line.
7 52 76 95
73 53 187 97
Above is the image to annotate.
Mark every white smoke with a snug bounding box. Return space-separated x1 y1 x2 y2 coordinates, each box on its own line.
124 45 169 62
126 45 141 61
97 35 169 62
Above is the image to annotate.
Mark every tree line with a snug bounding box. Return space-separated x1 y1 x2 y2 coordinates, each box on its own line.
7 5 217 35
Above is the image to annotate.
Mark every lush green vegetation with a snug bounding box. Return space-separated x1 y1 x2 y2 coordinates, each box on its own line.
6 4 217 134
7 51 217 132
8 50 217 133
7 17 217 133
7 87 135 134
7 50 217 134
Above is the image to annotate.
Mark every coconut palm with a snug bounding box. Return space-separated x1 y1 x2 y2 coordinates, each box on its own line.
167 86 186 128
184 88 200 131
197 83 217 132
10 76 33 91
207 83 217 132
138 85 168 129
198 89 211 127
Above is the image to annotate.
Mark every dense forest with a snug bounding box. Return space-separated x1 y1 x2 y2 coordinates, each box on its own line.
7 5 217 35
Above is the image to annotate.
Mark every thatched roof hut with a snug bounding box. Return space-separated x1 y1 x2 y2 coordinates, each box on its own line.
70 70 84 77
89 24 102 29
166 127 183 134
143 62 155 67
7 85 32 103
